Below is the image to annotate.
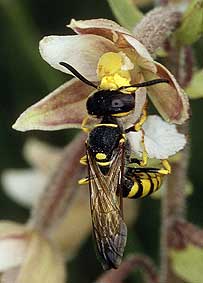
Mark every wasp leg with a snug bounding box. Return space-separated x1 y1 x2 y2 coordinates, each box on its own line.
80 155 87 165
127 160 171 175
129 157 147 167
81 115 91 133
129 158 171 176
140 128 148 166
134 103 148 166
134 106 147 132
125 103 148 166
78 177 89 185
158 159 171 175
125 102 148 133
129 157 142 165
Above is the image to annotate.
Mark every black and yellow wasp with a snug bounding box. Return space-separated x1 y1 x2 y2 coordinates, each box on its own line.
60 62 171 270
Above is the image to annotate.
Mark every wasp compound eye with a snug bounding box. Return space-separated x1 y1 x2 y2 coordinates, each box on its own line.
111 99 124 108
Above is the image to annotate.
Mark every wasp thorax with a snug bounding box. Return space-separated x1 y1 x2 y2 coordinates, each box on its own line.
88 124 122 161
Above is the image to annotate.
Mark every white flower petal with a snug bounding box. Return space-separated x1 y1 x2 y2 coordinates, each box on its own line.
127 115 186 159
0 238 28 271
39 34 117 81
122 34 157 73
2 169 47 208
123 34 153 61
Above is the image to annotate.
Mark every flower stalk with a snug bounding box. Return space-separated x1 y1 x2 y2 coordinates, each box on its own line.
132 3 192 282
160 143 189 283
29 133 86 235
96 254 159 283
133 6 181 54
159 53 192 283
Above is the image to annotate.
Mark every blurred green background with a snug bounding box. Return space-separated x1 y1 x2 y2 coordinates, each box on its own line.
1 1 203 282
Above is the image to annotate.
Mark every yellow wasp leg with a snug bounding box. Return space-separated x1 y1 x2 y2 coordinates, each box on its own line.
80 155 87 165
78 177 89 185
127 103 148 166
120 133 126 144
126 103 148 133
158 159 171 175
134 103 148 132
140 129 148 166
81 115 91 133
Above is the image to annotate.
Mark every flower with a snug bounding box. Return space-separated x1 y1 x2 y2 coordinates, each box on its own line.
127 115 186 160
7 17 190 275
0 221 66 283
2 138 63 208
13 18 189 132
1 135 137 261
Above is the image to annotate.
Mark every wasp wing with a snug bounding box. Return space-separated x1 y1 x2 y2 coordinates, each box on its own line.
87 146 127 270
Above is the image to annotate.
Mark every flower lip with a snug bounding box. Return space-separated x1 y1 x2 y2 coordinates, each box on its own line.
127 115 187 159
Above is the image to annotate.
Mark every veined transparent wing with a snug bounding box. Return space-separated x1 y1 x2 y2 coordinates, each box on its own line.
87 145 127 270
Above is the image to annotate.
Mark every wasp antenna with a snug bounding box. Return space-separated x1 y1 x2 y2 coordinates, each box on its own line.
59 62 98 89
118 78 170 91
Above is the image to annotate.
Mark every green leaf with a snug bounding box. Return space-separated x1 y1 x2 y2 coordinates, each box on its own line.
171 245 203 283
186 70 203 99
176 0 203 45
107 0 143 31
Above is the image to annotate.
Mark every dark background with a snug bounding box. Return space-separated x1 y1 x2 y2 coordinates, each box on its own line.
1 1 203 282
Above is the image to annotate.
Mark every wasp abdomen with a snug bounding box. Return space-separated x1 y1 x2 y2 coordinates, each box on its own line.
122 171 162 199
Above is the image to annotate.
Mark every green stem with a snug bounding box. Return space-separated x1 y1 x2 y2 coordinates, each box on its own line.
159 48 191 283
160 141 189 283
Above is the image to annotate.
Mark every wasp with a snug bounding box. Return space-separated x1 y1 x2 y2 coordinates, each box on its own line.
60 62 171 269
